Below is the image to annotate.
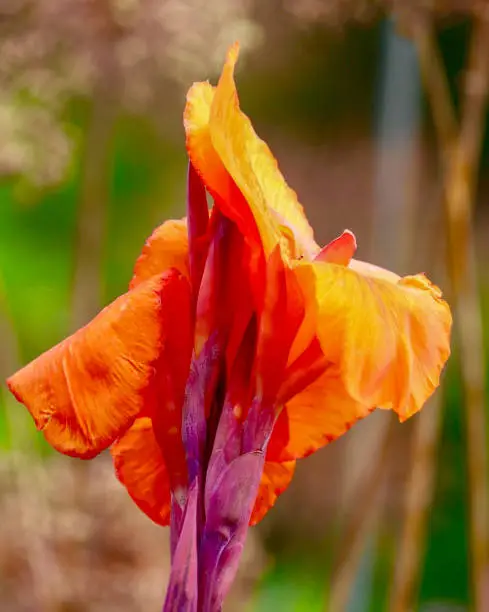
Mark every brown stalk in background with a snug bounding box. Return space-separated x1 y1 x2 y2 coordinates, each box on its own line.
387 396 443 612
387 17 456 612
443 13 489 610
326 7 489 610
390 10 489 612
326 9 423 608
70 91 116 329
70 0 121 329
325 419 396 611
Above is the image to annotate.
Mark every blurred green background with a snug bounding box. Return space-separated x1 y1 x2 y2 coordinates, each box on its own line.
0 2 487 611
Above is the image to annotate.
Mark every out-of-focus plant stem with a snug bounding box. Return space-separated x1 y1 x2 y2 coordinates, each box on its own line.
71 92 115 329
325 419 395 611
0 278 19 401
327 20 422 610
447 19 489 611
387 19 456 612
71 1 121 329
388 395 443 612
406 13 489 612
0 275 23 453
412 19 458 157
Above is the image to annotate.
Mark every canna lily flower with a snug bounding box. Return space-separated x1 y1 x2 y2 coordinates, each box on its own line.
7 43 451 611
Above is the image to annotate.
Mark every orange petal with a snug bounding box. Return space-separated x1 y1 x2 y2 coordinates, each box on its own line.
130 218 189 289
7 271 190 458
112 417 171 526
185 44 318 258
315 230 357 265
295 261 452 421
249 460 295 525
268 372 374 462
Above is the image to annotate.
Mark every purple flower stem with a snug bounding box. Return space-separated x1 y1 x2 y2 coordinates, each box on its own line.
163 479 200 612
165 335 223 611
199 452 265 612
196 397 277 611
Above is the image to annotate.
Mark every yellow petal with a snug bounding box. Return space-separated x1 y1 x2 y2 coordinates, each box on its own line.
294 261 452 420
348 258 400 283
185 44 318 258
184 82 232 209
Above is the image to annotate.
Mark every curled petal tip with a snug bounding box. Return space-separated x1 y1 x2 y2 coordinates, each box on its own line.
315 229 357 265
344 229 357 246
228 41 240 62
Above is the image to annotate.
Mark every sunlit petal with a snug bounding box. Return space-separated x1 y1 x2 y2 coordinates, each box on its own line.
185 44 318 258
349 257 400 283
295 261 452 421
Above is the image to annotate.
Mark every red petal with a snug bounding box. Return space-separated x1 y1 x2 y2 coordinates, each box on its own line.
255 246 304 404
315 230 357 265
187 162 210 294
152 275 193 494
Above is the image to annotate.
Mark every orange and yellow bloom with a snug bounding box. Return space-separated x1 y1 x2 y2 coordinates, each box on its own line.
7 44 451 611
